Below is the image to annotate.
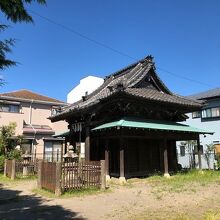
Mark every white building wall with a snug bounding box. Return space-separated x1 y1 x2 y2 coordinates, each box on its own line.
177 98 220 169
67 76 104 104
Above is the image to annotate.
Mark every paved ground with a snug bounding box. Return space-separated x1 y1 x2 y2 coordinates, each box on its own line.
0 179 220 219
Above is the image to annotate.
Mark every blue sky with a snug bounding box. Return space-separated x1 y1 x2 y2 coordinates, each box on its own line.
0 0 220 101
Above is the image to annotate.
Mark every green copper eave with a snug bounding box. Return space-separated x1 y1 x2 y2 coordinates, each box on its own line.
92 118 213 134
53 130 70 137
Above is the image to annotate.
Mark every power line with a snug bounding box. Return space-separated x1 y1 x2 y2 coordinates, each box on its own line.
29 10 214 88
157 67 213 88
29 10 137 61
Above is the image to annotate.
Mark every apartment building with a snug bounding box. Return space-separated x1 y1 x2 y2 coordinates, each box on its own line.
0 89 68 161
178 88 220 169
67 76 104 104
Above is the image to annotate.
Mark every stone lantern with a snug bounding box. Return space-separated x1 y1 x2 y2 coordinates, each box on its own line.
21 151 32 177
63 145 78 162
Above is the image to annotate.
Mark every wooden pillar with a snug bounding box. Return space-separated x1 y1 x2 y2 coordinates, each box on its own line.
64 138 67 154
101 160 106 189
37 160 43 189
163 139 170 177
119 138 126 183
85 126 90 161
105 140 110 181
55 161 62 196
159 142 164 172
4 159 7 177
197 136 202 170
11 159 16 180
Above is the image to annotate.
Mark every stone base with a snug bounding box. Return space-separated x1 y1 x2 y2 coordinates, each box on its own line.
106 175 111 182
164 173 170 178
119 176 126 184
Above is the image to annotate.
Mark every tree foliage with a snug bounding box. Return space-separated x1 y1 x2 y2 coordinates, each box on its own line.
0 0 46 23
0 122 17 155
0 0 46 70
204 143 215 170
0 25 16 70
0 123 23 169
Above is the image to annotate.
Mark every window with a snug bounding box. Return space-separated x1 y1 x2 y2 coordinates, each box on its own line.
21 140 33 154
211 107 220 117
192 111 201 118
44 142 53 162
10 105 19 113
202 107 220 119
180 145 185 156
0 104 20 113
44 141 62 162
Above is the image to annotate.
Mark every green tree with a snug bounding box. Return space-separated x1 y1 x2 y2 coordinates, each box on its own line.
0 0 46 71
0 122 16 155
204 143 215 170
0 122 23 169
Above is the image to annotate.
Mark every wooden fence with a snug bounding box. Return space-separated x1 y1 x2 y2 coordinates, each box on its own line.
38 160 106 196
62 160 102 191
4 159 38 179
40 162 57 192
4 159 14 179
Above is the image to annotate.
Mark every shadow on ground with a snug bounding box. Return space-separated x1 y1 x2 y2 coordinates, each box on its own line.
0 185 85 220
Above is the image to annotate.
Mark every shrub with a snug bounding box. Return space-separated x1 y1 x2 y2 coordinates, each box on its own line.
6 149 22 160
0 154 5 171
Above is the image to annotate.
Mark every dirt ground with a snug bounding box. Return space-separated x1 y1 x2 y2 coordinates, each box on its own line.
0 179 220 220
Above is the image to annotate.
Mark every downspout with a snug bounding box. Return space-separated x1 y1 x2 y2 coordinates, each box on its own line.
29 99 37 159
29 99 33 124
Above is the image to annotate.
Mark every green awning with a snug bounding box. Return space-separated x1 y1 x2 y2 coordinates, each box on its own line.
53 130 70 137
92 118 213 134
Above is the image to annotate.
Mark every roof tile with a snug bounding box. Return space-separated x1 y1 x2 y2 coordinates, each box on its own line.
0 89 65 104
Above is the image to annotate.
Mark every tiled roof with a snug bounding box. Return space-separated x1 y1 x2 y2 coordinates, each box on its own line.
188 87 220 100
23 124 55 135
51 56 202 121
125 88 201 107
0 89 65 104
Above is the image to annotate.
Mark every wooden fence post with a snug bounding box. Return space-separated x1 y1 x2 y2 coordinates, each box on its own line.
11 159 16 180
4 159 7 177
100 160 106 189
37 160 43 189
55 161 62 196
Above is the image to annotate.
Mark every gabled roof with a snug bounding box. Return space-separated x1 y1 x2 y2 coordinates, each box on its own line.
188 87 220 100
51 56 202 121
0 89 66 105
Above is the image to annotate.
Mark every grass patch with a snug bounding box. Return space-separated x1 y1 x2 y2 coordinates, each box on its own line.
108 177 133 189
129 209 220 220
204 210 220 220
129 210 192 220
127 170 220 199
0 173 37 186
0 173 12 184
32 187 111 199
32 188 57 198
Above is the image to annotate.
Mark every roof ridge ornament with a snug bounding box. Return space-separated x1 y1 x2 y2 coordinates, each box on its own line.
144 55 154 63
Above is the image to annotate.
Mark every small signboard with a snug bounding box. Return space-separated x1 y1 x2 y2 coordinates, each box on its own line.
215 144 220 154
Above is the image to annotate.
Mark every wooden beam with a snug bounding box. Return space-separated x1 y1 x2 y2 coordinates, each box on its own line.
93 129 199 141
85 126 90 161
